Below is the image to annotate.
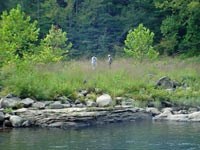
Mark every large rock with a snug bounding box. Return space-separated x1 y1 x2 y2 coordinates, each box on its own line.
0 111 4 122
96 94 112 107
146 107 161 116
188 112 200 121
32 102 46 109
20 98 34 108
0 97 21 108
156 76 180 89
49 101 64 109
9 115 24 127
153 109 172 120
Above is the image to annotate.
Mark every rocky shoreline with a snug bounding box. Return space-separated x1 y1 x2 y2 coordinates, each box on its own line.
1 93 200 129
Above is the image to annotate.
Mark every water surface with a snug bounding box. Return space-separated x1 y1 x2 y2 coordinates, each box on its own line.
0 121 200 150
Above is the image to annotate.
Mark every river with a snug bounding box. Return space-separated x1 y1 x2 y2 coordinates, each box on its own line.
0 121 200 150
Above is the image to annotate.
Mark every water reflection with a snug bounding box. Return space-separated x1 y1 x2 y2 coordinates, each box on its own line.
0 121 200 150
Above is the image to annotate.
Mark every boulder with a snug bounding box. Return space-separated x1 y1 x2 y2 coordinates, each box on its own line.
9 115 24 127
188 112 200 121
0 111 4 122
49 101 64 109
153 109 172 120
96 94 112 107
168 114 189 121
32 102 46 109
146 107 161 116
0 97 21 108
156 76 180 89
20 98 34 108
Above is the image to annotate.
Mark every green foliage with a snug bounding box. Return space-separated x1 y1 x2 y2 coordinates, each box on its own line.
155 0 200 56
22 25 72 64
0 0 199 57
41 25 72 56
0 5 39 64
124 24 159 60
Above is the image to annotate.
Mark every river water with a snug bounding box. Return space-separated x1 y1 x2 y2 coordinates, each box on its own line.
0 121 200 150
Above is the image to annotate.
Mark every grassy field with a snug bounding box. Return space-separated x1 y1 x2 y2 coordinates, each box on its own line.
0 57 200 107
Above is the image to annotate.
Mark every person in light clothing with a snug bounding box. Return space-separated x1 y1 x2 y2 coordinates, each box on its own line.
108 54 112 69
91 56 97 70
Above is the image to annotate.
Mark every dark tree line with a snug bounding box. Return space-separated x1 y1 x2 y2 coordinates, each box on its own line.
0 0 199 58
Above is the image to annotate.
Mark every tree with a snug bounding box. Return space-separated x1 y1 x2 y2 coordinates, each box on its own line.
41 25 72 56
124 24 158 60
155 0 200 56
0 5 39 64
25 25 72 63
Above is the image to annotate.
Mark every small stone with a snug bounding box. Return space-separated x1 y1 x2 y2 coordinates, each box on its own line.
86 100 97 107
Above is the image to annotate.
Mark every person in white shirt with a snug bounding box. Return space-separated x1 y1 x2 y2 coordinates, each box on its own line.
108 54 112 69
91 56 97 70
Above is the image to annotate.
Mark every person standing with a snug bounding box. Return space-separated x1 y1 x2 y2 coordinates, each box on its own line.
108 54 112 69
91 56 97 70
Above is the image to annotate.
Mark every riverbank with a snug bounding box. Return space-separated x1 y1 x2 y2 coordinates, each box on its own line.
1 94 200 129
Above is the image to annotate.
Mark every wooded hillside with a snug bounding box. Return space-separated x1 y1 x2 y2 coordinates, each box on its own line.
0 0 199 57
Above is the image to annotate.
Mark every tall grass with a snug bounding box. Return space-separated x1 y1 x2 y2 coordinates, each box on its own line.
0 57 200 106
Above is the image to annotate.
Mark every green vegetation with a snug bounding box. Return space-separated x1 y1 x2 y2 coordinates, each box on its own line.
0 5 39 65
124 24 159 60
0 58 200 107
